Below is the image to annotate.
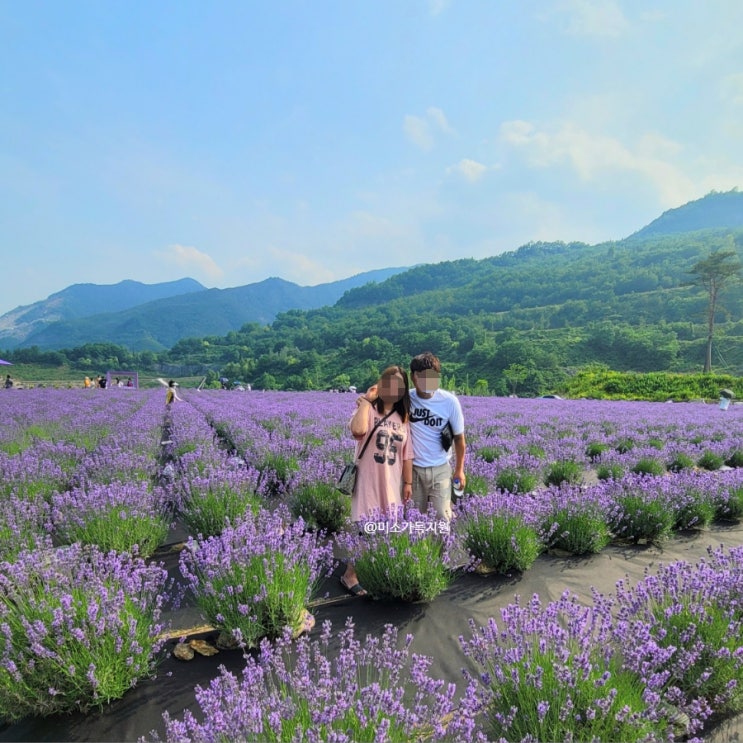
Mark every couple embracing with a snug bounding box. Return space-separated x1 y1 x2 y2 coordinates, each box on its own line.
340 352 466 596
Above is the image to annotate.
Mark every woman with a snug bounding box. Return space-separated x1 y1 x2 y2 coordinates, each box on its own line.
340 365 414 596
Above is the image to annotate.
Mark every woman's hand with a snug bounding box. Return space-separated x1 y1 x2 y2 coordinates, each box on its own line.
355 384 378 408
402 482 413 502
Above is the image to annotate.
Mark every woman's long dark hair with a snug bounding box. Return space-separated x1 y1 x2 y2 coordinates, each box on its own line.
372 365 410 423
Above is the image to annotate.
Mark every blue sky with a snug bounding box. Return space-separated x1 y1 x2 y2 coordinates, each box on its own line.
1 0 742 316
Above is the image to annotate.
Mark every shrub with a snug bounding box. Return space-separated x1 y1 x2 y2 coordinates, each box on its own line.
460 595 668 743
525 444 546 459
714 485 743 521
609 493 674 544
630 457 666 477
180 507 334 647
180 473 261 538
615 437 636 454
667 452 695 473
461 473 489 497
544 460 582 487
477 446 504 463
495 467 539 494
596 463 625 481
289 482 350 534
672 488 715 531
585 442 610 461
458 503 542 573
698 450 725 471
615 551 743 720
0 544 168 721
544 507 612 555
51 482 170 558
725 449 743 468
337 507 455 602
153 620 471 742
255 453 300 497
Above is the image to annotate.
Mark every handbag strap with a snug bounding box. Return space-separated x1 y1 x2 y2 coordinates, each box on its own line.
356 408 394 461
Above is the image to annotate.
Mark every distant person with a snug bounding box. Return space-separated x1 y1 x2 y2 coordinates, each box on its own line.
83 376 92 388
408 352 466 522
126 377 134 387
4 374 12 389
97 376 106 389
165 380 182 405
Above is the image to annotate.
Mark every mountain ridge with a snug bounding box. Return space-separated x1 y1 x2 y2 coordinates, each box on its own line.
2 189 741 354
0 268 409 351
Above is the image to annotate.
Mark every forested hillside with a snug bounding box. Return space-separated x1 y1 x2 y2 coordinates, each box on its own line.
180 227 742 394
5 191 743 396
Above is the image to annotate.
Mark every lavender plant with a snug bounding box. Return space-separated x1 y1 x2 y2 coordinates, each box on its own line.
151 619 477 742
51 482 171 557
715 483 743 520
495 467 539 494
541 489 612 556
631 457 667 477
544 459 583 487
596 462 625 481
179 469 261 538
698 450 725 471
0 494 52 563
457 495 543 573
335 506 455 602
606 476 675 544
288 481 351 534
179 506 335 647
670 484 715 531
0 544 168 721
614 548 743 727
459 593 669 743
667 452 695 472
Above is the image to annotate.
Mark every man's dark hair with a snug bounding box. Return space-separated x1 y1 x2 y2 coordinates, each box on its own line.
410 352 441 374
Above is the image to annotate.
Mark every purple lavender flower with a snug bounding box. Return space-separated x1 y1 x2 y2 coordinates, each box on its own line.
0 543 169 720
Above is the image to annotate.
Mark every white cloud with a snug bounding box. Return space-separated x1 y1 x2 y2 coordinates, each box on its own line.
158 244 224 280
427 106 455 134
500 119 697 206
448 158 488 182
403 107 454 150
553 0 629 37
403 114 434 151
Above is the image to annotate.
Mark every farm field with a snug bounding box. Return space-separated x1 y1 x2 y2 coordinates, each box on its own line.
1 388 743 741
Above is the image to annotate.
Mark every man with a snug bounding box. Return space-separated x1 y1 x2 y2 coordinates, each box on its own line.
408 352 466 522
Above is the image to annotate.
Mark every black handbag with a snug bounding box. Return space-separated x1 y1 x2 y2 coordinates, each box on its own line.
337 463 357 495
337 408 393 494
441 421 454 451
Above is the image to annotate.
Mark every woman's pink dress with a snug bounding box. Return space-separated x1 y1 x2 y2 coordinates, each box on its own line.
350 405 413 523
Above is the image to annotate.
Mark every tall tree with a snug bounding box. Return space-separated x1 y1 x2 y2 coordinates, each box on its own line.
689 244 742 372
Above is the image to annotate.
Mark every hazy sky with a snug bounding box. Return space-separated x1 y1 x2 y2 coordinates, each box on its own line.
1 0 742 316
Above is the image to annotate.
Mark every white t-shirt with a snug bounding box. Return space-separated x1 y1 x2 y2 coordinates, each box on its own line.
409 388 464 467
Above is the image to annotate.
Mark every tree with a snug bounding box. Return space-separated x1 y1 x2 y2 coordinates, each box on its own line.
689 245 742 372
503 363 529 396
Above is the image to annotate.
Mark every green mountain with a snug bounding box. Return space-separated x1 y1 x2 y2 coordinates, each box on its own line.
8 268 409 351
0 278 205 349
154 189 743 393
6 190 743 395
631 189 743 239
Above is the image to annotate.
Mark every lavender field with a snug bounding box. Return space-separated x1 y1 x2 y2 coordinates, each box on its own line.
2 387 743 742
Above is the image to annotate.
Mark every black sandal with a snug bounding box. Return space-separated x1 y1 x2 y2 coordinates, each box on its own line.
340 576 368 597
